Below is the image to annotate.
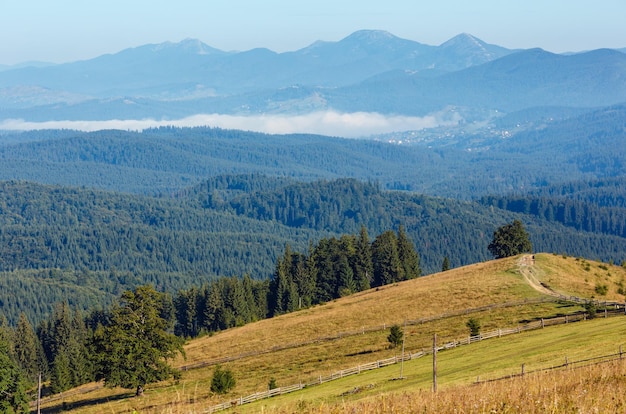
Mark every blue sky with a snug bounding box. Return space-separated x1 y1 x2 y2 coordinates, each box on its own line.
1 0 625 64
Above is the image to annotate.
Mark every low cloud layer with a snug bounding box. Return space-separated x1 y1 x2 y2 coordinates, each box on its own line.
0 110 460 138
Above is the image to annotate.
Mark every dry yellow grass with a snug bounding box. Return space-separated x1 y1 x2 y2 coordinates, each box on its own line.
534 253 626 301
39 253 626 413
180 255 541 367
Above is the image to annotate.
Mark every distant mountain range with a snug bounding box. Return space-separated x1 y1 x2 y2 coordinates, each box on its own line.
0 30 625 134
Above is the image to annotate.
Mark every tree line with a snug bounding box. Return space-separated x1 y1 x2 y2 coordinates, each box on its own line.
0 225 421 408
480 177 626 238
172 225 420 337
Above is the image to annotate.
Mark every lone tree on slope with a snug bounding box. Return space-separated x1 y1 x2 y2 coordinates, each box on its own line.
92 285 185 397
488 219 533 259
387 324 404 348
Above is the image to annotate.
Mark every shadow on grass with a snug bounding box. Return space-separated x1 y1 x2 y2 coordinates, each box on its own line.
39 391 134 413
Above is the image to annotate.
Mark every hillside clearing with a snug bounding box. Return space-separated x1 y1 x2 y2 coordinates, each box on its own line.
38 253 626 413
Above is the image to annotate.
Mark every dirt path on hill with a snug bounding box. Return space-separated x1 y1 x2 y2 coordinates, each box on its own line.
517 254 559 297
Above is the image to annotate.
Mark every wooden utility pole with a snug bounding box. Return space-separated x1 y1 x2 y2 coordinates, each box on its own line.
400 318 406 379
433 333 437 393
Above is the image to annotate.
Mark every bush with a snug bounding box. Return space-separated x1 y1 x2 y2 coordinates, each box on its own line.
584 302 598 319
466 318 481 337
595 284 608 296
211 365 236 394
268 377 278 390
387 325 403 348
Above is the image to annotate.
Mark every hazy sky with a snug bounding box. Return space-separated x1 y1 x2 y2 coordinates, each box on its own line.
1 0 625 65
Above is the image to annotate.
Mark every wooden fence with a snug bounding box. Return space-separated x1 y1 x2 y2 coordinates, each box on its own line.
205 353 425 413
183 296 590 372
477 347 626 384
205 303 625 413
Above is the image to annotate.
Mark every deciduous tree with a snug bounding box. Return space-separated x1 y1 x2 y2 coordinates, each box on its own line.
487 220 533 259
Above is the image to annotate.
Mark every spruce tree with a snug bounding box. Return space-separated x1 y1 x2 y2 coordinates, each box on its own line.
174 288 198 337
0 336 29 413
203 281 226 332
337 254 356 297
51 351 72 393
68 307 93 386
354 225 373 291
13 313 42 384
93 285 185 396
371 230 401 287
397 225 421 280
442 256 450 272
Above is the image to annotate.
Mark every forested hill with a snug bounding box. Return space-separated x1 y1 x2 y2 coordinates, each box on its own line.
0 180 322 275
1 104 625 199
479 177 626 238
185 176 626 264
1 177 626 325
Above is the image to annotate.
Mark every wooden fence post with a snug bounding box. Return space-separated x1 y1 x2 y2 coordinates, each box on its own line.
541 318 544 328
521 363 525 376
433 333 438 393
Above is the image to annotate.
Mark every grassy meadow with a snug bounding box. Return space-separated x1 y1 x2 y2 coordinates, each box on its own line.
38 253 626 413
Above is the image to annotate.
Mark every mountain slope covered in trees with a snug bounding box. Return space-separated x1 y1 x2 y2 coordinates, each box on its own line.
1 177 626 325
1 103 625 199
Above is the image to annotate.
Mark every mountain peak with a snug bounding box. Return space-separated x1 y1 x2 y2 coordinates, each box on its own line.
342 29 396 43
151 38 223 55
437 33 512 64
440 33 488 49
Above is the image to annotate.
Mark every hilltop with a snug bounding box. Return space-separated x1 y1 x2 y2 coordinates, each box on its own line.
39 253 626 413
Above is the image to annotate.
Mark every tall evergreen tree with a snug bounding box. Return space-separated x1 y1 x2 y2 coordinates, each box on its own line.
50 351 72 394
174 288 198 338
241 274 259 322
371 230 402 287
67 307 93 386
252 279 270 320
337 254 356 297
13 313 43 384
397 225 421 280
203 281 226 332
269 258 298 316
92 285 185 396
290 252 315 308
224 277 250 327
354 226 374 291
0 336 29 413
442 256 450 272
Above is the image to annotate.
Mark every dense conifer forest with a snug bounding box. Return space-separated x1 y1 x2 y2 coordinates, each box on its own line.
1 176 626 326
